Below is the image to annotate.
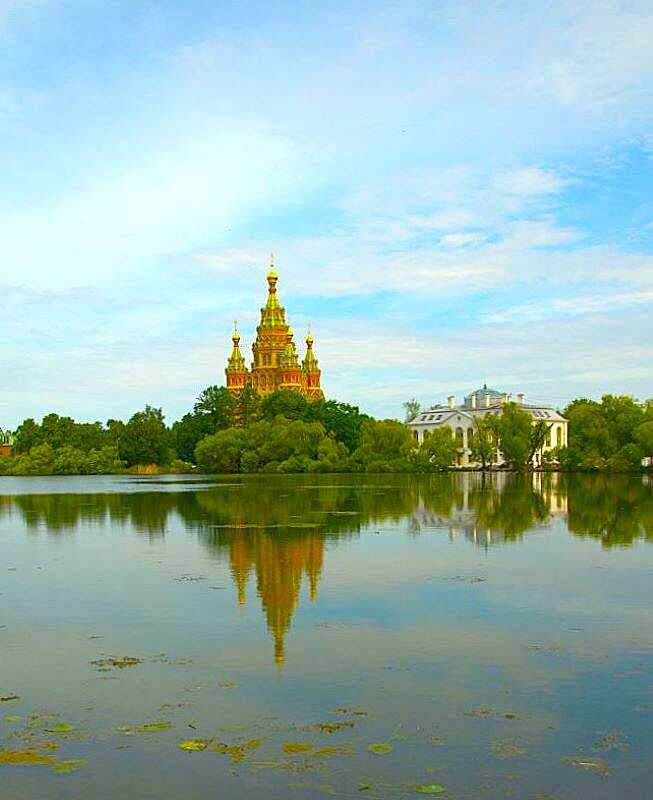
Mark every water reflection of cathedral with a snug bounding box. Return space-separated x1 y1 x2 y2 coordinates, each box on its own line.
4 473 649 666
227 526 324 666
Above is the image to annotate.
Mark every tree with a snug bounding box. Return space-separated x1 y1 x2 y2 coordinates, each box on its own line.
528 420 552 465
260 390 308 421
350 419 415 472
563 395 646 471
172 412 214 463
496 403 532 468
194 385 235 429
472 416 498 470
13 418 42 453
195 428 246 473
235 385 261 427
12 443 55 475
119 406 170 467
634 421 653 466
403 399 421 423
303 399 370 452
414 428 456 471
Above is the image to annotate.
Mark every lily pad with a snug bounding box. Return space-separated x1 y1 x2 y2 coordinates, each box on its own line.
0 748 57 766
139 721 172 733
214 743 246 762
0 694 19 703
178 738 209 751
5 715 22 724
282 741 313 754
45 723 75 734
314 746 353 757
367 742 393 755
246 738 263 750
415 785 446 794
315 720 355 734
90 656 143 670
52 759 86 774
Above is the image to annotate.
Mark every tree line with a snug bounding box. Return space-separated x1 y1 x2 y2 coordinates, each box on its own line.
1 388 652 476
405 394 653 471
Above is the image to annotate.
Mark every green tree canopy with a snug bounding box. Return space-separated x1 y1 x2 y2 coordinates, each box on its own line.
635 421 653 464
350 419 415 472
120 406 170 467
496 403 532 468
403 399 421 423
472 416 498 470
260 390 308 421
414 427 456 472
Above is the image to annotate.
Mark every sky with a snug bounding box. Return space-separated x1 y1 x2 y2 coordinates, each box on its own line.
1 0 653 427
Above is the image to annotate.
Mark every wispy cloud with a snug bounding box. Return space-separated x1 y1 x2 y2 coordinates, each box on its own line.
0 1 652 425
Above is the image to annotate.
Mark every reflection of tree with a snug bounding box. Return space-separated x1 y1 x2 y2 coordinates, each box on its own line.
563 474 653 548
4 491 176 535
413 473 551 543
466 474 550 542
3 473 653 666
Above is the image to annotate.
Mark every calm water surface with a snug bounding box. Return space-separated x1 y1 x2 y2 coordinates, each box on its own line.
1 473 652 799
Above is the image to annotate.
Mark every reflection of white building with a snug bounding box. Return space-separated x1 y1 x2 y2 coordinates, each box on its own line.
410 472 568 546
407 386 568 467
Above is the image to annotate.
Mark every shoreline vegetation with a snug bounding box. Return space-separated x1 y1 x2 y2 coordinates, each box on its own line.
1 387 652 477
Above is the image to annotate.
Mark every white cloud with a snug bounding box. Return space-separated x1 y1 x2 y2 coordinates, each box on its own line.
0 116 313 288
492 167 566 197
439 232 486 248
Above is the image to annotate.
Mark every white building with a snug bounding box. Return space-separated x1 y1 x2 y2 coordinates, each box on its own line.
407 385 568 467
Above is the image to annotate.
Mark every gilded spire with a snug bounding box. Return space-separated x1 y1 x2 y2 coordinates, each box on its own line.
282 328 300 369
268 252 277 281
226 320 247 373
302 326 319 372
260 256 285 327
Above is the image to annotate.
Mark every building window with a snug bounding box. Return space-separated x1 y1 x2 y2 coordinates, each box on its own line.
556 427 562 447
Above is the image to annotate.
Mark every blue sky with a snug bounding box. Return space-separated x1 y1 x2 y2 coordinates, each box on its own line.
1 0 652 427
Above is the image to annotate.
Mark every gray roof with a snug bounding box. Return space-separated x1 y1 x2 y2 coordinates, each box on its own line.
409 401 567 427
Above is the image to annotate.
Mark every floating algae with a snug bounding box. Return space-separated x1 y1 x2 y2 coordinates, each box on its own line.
178 739 209 751
0 747 57 766
283 742 314 754
52 759 86 774
313 746 353 757
491 738 528 759
563 756 610 777
90 656 143 670
367 742 393 755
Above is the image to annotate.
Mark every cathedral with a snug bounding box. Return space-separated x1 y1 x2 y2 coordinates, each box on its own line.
225 258 324 400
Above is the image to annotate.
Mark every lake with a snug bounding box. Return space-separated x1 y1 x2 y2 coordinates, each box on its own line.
1 472 652 799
